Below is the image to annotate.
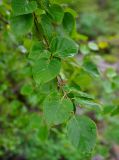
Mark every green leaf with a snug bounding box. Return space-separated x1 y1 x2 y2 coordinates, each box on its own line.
50 36 78 58
25 113 48 142
43 92 73 125
111 106 119 116
83 59 100 78
38 80 57 95
65 8 78 17
29 41 50 60
79 44 90 55
72 89 94 100
67 116 97 152
12 0 37 16
20 84 33 96
41 14 54 41
50 0 73 4
88 42 99 51
103 80 113 93
112 75 119 89
106 68 117 78
40 0 50 9
11 14 33 36
63 12 75 35
64 86 94 100
48 4 64 24
32 58 61 85
103 105 118 115
37 124 48 142
75 97 101 111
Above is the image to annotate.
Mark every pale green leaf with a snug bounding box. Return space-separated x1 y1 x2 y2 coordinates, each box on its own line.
103 80 113 93
67 116 97 152
25 113 48 142
69 88 94 100
88 42 99 51
106 68 117 78
43 92 73 125
64 86 94 100
79 44 90 55
83 59 100 78
75 97 101 111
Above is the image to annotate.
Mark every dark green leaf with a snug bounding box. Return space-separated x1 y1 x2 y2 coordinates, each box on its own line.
11 14 33 36
32 58 61 84
111 106 119 116
50 36 78 58
63 12 75 35
29 41 50 60
50 0 73 4
12 0 37 16
41 14 54 41
40 0 50 9
48 4 64 24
